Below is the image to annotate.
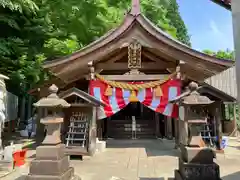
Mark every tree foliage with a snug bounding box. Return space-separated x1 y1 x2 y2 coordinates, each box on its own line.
164 0 191 46
0 0 48 96
203 49 234 60
0 0 190 98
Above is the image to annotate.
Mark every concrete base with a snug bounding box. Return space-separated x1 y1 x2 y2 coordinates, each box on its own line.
96 140 106 153
26 167 81 180
174 169 222 180
27 144 80 180
174 158 221 180
180 146 215 164
29 156 70 176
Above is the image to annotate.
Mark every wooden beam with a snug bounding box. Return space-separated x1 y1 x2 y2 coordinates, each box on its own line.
100 74 170 81
96 62 174 71
142 51 176 65
97 50 127 64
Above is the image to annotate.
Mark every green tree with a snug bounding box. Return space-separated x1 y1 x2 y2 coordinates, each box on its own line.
105 0 177 38
203 49 234 60
0 0 46 94
164 0 191 46
0 0 192 120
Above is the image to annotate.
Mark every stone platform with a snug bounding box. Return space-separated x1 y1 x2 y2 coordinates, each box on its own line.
3 139 240 180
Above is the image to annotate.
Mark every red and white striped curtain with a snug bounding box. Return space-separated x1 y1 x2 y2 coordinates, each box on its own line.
89 79 181 120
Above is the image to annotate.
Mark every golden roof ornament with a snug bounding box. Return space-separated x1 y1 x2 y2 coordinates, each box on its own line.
128 39 142 69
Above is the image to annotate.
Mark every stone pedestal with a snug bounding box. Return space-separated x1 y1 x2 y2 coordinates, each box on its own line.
26 144 80 180
174 146 221 180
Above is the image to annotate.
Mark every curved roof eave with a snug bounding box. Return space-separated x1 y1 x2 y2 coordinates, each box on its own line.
44 3 234 71
136 14 233 67
44 15 135 69
211 0 231 11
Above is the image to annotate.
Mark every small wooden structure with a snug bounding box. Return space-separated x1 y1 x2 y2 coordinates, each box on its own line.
59 87 105 156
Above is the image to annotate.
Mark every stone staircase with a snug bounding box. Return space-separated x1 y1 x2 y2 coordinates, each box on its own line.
107 119 156 139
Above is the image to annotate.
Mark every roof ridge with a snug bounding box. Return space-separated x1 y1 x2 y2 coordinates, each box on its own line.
130 0 141 16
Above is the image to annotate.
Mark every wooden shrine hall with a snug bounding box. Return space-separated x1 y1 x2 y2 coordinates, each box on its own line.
30 0 234 154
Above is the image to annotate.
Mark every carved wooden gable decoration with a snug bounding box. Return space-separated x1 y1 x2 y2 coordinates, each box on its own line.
128 39 142 69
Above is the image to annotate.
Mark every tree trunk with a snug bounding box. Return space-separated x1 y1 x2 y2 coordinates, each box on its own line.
20 96 26 122
26 95 33 120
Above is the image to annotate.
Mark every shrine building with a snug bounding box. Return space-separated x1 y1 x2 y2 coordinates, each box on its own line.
30 0 235 154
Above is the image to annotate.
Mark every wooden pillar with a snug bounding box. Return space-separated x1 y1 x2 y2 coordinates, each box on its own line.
26 95 33 120
88 106 97 155
167 117 173 139
88 63 97 155
215 104 222 150
164 116 167 138
232 1 240 104
178 119 188 146
155 113 160 137
174 119 179 148
229 103 238 136
174 64 181 145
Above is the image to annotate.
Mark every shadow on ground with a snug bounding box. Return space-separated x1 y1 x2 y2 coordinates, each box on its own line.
222 171 240 180
227 145 240 150
106 139 178 157
2 131 28 147
14 175 26 180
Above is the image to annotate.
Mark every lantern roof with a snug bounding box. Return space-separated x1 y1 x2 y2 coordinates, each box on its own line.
34 84 70 108
171 82 214 105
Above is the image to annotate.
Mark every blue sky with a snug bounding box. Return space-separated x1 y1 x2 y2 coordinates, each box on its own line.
177 0 233 51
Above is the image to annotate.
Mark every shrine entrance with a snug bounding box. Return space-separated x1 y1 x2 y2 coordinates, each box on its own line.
100 102 166 139
35 0 234 157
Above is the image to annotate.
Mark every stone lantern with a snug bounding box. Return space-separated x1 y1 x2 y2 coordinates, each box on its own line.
173 82 221 180
26 84 80 180
178 82 214 147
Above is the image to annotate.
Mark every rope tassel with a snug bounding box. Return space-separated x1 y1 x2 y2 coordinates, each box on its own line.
154 86 163 97
129 90 138 102
105 85 113 96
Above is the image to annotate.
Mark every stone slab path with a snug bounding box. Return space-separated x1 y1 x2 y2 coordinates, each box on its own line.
3 138 240 180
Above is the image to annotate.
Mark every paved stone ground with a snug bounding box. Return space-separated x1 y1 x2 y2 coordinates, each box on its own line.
3 138 240 180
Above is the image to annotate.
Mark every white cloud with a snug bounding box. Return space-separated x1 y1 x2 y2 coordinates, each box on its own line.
209 20 223 36
191 20 234 51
